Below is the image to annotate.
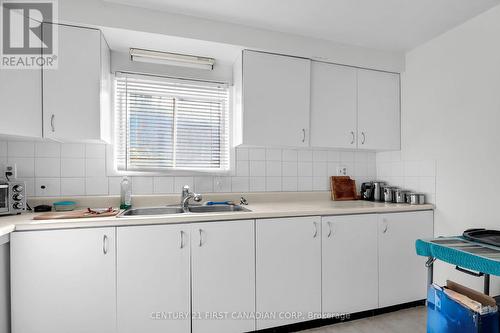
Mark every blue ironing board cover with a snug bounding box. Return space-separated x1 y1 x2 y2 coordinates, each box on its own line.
416 237 500 276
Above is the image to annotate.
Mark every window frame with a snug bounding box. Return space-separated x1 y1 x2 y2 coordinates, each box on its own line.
107 72 235 177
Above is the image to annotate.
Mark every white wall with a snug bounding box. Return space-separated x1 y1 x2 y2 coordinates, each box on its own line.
57 0 404 73
400 4 500 293
0 141 375 198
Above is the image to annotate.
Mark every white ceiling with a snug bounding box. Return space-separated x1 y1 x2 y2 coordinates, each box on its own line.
105 0 500 51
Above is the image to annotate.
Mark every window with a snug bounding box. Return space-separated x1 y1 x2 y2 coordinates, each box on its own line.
114 73 230 172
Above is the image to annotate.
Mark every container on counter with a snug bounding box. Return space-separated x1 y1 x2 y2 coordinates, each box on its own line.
120 177 132 210
407 193 425 205
53 201 76 211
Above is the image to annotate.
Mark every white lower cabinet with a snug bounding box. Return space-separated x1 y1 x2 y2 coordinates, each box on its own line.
117 224 191 333
321 215 379 315
378 211 434 307
117 220 255 333
256 217 322 330
191 220 255 333
11 228 116 333
10 210 433 333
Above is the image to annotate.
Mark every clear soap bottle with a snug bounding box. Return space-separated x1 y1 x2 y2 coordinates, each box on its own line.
120 176 132 210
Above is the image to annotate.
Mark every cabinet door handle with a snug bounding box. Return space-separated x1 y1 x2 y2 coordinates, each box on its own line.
301 128 306 143
50 114 55 132
199 229 205 247
361 132 366 145
350 131 355 145
382 221 389 234
313 222 318 238
103 235 109 255
179 230 185 249
327 221 333 238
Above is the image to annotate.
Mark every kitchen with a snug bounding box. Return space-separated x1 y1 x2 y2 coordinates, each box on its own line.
1 0 500 332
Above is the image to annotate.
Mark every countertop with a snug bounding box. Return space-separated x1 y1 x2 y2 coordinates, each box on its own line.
0 199 434 237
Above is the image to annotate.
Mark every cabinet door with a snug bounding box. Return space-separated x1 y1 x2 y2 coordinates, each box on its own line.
11 228 116 333
117 224 191 333
242 50 311 147
357 69 400 150
322 215 378 315
378 211 433 307
256 217 321 329
191 220 255 333
0 17 42 139
310 62 357 148
42 24 103 142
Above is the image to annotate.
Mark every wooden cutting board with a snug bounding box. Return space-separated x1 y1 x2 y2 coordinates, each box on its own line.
331 176 358 201
33 209 119 220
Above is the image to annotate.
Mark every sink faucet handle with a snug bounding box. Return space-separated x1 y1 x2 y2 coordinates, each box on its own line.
240 196 248 205
193 193 202 202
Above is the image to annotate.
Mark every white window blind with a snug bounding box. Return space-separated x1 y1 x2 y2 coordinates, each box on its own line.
114 73 230 172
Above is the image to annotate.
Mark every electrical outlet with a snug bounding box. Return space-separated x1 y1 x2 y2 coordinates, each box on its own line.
336 166 348 176
5 164 17 179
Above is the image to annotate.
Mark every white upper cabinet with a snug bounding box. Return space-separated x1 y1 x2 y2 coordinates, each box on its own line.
357 69 401 150
42 24 111 143
0 17 42 139
236 50 311 147
310 62 357 148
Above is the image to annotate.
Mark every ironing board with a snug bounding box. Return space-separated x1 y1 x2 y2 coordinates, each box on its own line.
415 237 500 295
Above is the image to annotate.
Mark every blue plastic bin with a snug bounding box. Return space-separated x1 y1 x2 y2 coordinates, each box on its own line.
427 284 499 333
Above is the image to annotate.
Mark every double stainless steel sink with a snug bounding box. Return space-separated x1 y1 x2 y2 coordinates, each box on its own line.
118 205 251 217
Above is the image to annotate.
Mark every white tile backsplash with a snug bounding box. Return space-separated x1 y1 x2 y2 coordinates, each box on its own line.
174 176 194 193
35 178 60 197
194 176 214 193
249 177 266 192
60 178 85 196
282 161 298 177
266 148 282 161
61 143 85 158
85 158 106 177
213 176 231 193
85 177 108 195
231 176 249 192
132 177 154 195
8 141 34 157
236 160 249 177
298 162 313 177
298 150 313 162
0 142 6 157
249 161 266 177
8 157 34 178
249 148 265 160
61 158 85 178
153 176 174 194
85 144 106 159
376 151 437 204
266 177 282 191
35 158 60 177
298 176 313 191
266 161 281 177
0 139 377 197
282 149 298 162
35 142 60 158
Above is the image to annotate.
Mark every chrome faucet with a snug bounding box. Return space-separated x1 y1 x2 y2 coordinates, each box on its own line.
180 185 202 213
